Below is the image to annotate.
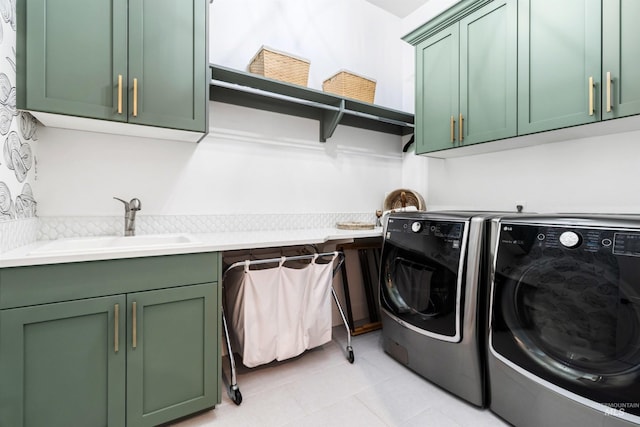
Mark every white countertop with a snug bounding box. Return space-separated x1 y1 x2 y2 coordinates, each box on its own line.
0 227 383 268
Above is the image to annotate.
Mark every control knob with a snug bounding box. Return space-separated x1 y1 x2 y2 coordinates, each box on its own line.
411 222 422 233
559 231 581 248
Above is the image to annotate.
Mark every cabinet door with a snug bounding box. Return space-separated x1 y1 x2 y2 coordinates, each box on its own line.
126 283 217 427
518 0 601 134
18 0 128 121
128 0 207 132
602 0 640 120
459 0 517 145
415 25 459 154
0 296 126 427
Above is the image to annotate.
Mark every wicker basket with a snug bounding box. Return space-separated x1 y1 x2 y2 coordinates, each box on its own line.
383 189 426 211
322 70 376 103
248 46 310 87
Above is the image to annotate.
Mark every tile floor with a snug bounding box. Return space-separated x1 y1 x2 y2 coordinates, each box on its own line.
170 328 510 427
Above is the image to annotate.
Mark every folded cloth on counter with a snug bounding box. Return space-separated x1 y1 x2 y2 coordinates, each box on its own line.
224 254 334 368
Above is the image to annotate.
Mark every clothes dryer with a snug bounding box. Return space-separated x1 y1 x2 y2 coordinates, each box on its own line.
489 215 640 426
379 211 498 407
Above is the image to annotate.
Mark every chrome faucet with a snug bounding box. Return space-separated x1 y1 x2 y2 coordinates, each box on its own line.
114 197 142 236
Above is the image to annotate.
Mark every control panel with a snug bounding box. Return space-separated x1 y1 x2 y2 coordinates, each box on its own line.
385 216 466 253
500 223 640 257
387 217 463 238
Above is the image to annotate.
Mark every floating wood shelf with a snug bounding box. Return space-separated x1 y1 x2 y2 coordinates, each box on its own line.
209 64 414 142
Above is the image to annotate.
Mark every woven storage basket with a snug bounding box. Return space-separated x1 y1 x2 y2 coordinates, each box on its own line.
248 46 310 87
322 70 376 103
383 189 426 211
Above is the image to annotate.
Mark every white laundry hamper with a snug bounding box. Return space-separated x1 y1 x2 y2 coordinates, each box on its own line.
221 251 354 405
224 255 333 367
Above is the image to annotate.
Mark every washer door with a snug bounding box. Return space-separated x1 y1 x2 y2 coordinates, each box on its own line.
503 256 640 383
380 219 467 342
492 223 640 417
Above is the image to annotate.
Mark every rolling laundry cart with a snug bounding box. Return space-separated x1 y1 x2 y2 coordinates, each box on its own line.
221 251 353 405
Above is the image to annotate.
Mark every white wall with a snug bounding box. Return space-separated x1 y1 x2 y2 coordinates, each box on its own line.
33 0 408 218
401 0 640 214
398 0 461 205
210 0 406 110
36 104 402 216
426 130 640 214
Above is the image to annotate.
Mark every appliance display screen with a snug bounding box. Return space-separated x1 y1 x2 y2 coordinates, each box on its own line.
613 232 640 257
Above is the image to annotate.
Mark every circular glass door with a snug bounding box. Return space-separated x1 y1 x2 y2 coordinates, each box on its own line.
492 222 640 419
501 254 640 386
380 218 467 341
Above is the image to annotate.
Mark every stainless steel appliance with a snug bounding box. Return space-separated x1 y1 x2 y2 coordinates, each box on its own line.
488 215 640 426
379 211 498 407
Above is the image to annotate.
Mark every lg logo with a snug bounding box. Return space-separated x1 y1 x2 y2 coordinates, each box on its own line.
503 226 512 231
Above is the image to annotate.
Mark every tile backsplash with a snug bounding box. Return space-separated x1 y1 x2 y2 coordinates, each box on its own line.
0 218 39 253
37 212 377 241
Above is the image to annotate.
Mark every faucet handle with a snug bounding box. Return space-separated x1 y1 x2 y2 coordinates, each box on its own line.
113 197 142 211
129 198 142 211
113 196 129 210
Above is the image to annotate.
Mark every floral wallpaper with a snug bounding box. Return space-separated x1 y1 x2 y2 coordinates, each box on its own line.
0 0 38 221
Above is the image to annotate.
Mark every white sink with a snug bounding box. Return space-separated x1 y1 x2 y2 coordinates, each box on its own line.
29 234 198 256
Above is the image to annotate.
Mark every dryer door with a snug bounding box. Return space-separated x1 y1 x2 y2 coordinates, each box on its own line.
491 223 640 419
380 218 468 342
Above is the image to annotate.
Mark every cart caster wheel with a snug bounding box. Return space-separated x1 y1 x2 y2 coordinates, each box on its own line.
348 349 355 364
230 387 242 405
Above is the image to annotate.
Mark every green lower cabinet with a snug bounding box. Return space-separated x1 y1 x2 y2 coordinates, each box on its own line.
0 253 220 427
0 295 127 427
127 284 217 427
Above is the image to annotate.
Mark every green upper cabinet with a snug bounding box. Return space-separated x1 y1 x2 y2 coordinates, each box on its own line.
459 0 517 145
415 25 459 153
602 0 640 120
127 0 206 131
18 0 128 122
17 0 207 133
518 0 602 134
408 0 516 154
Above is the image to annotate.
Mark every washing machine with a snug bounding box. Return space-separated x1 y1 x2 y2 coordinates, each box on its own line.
379 211 498 407
488 215 640 427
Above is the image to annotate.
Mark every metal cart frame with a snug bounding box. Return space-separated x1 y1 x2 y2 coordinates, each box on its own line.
221 251 353 405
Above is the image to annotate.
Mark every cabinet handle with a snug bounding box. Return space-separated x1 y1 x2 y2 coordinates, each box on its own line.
132 301 137 349
459 113 464 143
450 116 455 143
133 79 138 117
606 71 612 113
133 78 138 117
117 75 123 115
588 76 594 116
114 304 119 353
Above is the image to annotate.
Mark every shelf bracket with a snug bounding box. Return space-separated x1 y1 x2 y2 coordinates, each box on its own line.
320 99 345 142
